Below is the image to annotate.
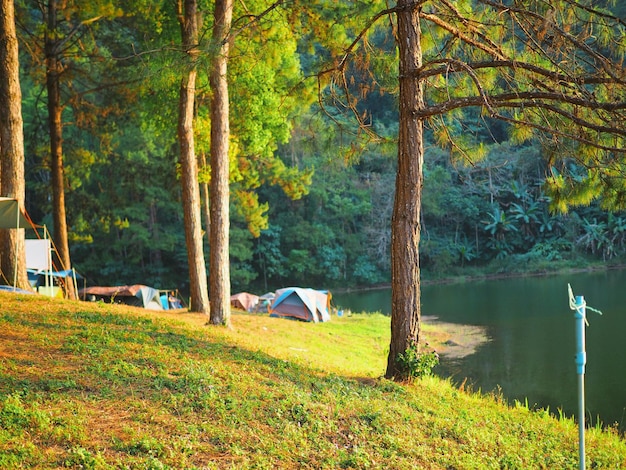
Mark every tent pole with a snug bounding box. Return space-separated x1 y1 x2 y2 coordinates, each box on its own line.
45 226 49 290
72 268 78 299
13 203 19 289
47 226 53 295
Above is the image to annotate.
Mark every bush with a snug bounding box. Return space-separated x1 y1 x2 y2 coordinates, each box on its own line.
396 342 440 380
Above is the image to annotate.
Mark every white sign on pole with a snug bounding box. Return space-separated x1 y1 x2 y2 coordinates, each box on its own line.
25 239 51 270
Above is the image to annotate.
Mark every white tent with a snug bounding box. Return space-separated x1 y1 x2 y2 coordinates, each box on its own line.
0 198 78 297
0 197 34 289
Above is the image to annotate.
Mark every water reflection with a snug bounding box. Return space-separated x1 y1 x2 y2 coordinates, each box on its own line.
334 271 626 431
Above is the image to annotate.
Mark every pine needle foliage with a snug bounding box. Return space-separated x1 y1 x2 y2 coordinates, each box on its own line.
318 0 626 210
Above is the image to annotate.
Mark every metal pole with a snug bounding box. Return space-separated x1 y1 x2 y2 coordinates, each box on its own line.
14 202 19 289
574 295 586 470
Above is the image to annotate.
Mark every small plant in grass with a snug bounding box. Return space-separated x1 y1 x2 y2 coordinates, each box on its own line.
62 446 109 469
396 341 439 380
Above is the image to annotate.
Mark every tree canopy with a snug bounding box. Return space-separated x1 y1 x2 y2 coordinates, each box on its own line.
7 0 625 351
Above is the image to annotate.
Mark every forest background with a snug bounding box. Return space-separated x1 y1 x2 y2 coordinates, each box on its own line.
13 0 626 297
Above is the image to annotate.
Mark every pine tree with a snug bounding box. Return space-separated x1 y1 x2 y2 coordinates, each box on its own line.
0 0 29 290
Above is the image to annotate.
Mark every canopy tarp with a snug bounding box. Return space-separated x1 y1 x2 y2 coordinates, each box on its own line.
0 197 32 229
29 268 83 279
0 285 36 294
79 284 163 310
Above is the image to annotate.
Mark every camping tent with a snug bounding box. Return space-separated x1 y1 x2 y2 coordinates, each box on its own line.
0 197 31 229
230 292 259 312
79 284 163 310
269 287 331 323
0 198 79 297
255 292 275 313
28 268 84 297
159 290 185 310
0 197 35 289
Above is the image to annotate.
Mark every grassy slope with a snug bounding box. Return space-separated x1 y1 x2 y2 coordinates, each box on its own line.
0 293 624 469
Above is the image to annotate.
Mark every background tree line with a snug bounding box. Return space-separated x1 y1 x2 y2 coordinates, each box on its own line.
9 0 626 297
3 0 624 381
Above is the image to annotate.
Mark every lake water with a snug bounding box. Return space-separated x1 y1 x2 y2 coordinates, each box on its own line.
333 270 626 431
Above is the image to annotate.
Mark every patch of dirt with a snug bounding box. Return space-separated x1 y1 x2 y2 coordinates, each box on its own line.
421 315 489 359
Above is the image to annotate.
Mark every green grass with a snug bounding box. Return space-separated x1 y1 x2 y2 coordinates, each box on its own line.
0 292 624 469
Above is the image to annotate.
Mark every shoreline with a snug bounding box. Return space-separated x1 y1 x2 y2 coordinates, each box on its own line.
422 314 489 359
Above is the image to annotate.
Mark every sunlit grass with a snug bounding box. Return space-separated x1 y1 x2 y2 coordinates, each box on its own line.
0 292 624 468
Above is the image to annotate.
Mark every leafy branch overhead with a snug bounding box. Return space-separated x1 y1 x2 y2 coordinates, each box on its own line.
320 0 626 211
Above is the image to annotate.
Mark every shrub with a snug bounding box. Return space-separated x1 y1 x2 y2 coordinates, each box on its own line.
396 342 440 380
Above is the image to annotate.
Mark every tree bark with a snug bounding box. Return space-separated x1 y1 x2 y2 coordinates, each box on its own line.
385 0 424 380
208 0 233 326
0 0 29 290
44 0 75 298
200 152 211 245
178 0 210 315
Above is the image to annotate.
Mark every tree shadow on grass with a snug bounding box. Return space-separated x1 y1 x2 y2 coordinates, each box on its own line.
0 307 398 407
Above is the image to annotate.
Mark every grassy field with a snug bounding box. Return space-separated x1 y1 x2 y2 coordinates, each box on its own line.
0 292 624 469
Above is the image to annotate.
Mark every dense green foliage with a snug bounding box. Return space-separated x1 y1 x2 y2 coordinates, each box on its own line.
13 1 626 295
1 293 625 468
254 131 626 292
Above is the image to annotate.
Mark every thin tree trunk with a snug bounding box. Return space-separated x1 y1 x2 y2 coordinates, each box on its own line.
0 0 29 290
149 201 163 268
44 0 75 299
178 0 210 315
385 0 424 380
200 152 210 244
208 0 233 326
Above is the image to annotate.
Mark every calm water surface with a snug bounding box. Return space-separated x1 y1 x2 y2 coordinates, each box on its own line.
334 270 626 430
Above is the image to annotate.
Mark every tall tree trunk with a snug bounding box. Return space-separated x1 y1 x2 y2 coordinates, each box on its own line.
44 0 75 299
208 0 233 326
385 0 424 380
178 0 210 315
0 0 29 290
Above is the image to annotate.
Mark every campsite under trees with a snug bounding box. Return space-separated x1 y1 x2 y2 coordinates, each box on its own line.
1 1 626 379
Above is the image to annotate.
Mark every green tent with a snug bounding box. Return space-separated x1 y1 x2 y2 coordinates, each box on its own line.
0 197 35 289
0 197 31 229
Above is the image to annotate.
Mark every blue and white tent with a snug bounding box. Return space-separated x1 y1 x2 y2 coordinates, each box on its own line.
269 287 331 323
